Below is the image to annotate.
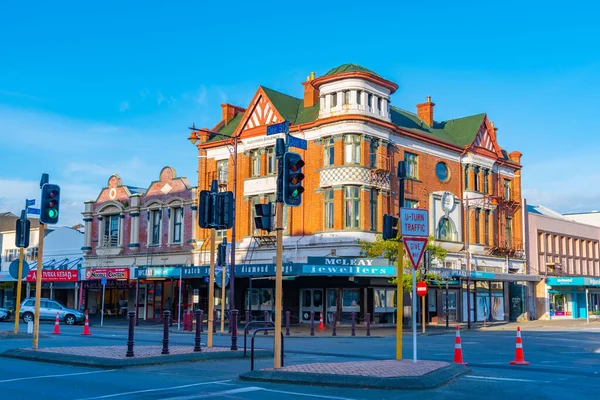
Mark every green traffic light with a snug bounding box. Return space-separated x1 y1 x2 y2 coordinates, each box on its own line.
48 209 57 218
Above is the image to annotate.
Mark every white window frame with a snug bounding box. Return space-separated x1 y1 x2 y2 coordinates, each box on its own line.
344 134 361 165
150 208 162 246
102 214 121 247
169 206 183 245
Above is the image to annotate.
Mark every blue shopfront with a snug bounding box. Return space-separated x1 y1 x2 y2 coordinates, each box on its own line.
546 277 600 319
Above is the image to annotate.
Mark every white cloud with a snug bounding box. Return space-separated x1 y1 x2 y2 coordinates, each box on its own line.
119 101 130 112
157 92 165 105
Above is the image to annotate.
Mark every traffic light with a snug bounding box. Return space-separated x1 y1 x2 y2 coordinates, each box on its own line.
283 152 305 206
382 214 399 240
254 202 274 232
215 192 234 229
40 183 60 224
217 238 227 266
198 190 216 229
15 216 30 248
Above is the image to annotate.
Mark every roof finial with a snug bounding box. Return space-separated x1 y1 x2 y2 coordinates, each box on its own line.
427 96 431 103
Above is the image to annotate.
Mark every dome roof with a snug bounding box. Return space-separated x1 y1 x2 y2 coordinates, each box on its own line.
324 64 380 77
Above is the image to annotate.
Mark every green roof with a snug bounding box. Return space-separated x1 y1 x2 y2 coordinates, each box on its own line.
324 64 380 77
390 106 485 148
212 112 244 141
261 87 302 123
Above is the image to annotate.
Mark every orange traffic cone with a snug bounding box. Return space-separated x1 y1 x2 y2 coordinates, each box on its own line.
510 326 530 365
52 312 61 335
453 326 467 365
318 312 326 331
81 312 92 336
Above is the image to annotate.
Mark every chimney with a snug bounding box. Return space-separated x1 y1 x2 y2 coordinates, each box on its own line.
220 104 245 125
508 151 522 164
302 72 319 108
416 96 435 126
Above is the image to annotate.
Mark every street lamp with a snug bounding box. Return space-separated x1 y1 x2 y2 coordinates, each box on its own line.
188 124 239 350
463 194 497 329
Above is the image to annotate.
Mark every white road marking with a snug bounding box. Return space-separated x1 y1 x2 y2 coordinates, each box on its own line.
464 375 550 383
164 386 355 400
75 380 232 400
0 369 117 384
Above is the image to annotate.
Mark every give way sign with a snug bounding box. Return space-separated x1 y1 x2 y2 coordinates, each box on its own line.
403 237 428 270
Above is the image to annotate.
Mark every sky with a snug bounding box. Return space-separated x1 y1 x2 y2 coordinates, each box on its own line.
1 1 599 226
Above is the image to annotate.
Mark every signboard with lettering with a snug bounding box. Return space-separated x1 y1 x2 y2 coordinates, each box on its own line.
546 277 600 287
135 266 209 279
26 270 79 282
301 265 396 277
400 208 429 237
403 237 428 270
85 268 130 281
306 257 389 267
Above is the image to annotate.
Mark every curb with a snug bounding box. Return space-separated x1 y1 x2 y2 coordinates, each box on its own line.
0 348 272 369
239 363 470 390
0 332 50 340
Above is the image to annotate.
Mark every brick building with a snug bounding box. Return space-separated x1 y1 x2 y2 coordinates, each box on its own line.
189 64 534 325
81 167 200 321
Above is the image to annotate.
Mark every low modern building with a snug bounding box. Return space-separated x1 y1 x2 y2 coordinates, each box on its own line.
526 204 600 320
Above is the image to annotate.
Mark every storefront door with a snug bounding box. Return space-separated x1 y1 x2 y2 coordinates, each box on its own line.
300 288 323 323
441 291 458 323
373 288 396 324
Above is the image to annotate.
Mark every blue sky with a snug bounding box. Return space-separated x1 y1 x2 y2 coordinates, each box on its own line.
1 1 599 226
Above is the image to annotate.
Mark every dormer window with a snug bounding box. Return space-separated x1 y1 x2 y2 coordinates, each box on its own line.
331 93 338 108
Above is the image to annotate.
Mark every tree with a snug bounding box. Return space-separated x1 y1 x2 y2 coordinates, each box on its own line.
358 235 448 291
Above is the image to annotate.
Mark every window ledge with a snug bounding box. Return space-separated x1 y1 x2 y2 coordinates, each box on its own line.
405 177 421 183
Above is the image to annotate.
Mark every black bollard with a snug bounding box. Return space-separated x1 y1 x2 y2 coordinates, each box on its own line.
162 310 170 355
194 310 202 352
285 311 290 336
230 309 238 351
228 312 232 334
245 310 250 335
213 310 217 334
310 311 315 336
351 312 356 336
366 312 371 337
264 311 269 335
126 311 135 357
332 312 337 337
169 310 173 328
200 310 204 332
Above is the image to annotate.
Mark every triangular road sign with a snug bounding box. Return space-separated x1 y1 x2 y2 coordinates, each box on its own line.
403 237 428 270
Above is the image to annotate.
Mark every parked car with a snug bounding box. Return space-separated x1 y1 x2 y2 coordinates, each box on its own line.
19 298 85 325
0 308 11 321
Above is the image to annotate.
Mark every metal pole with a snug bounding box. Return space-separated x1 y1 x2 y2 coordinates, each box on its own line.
586 287 590 324
32 223 45 349
466 196 472 329
162 310 170 354
14 247 24 334
208 228 216 348
221 266 226 333
229 135 238 351
101 282 105 327
446 281 449 330
178 267 182 330
126 311 135 357
422 292 426 334
412 269 417 362
248 277 252 322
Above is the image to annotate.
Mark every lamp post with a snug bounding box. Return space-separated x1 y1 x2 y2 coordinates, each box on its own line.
188 125 239 350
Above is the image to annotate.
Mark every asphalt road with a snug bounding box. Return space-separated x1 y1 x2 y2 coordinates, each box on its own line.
0 321 599 399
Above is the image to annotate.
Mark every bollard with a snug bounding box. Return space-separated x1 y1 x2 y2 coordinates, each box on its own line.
162 310 170 355
194 310 202 352
351 312 356 336
332 312 337 336
310 311 315 336
245 310 250 334
366 312 371 337
264 311 269 336
169 310 173 328
228 312 232 334
200 310 204 332
230 309 239 350
285 311 290 336
213 310 217 334
126 311 136 357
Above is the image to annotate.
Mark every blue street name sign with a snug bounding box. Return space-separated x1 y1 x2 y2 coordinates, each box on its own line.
26 199 35 207
101 277 107 285
266 121 288 136
27 208 41 215
288 136 307 150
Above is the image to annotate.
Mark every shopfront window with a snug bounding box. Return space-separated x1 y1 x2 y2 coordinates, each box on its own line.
373 288 396 324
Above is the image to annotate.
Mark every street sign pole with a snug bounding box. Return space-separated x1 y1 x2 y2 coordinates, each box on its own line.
396 162 406 361
221 265 226 333
274 137 285 369
32 223 45 349
178 267 182 331
101 277 106 327
422 290 426 334
208 228 216 347
412 268 417 363
13 247 25 334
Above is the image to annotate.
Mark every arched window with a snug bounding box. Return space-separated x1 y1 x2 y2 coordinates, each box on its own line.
437 217 455 241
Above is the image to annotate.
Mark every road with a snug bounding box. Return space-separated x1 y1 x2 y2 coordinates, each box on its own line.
0 321 598 399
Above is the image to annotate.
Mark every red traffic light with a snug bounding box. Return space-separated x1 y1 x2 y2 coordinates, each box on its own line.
290 159 305 172
49 190 58 199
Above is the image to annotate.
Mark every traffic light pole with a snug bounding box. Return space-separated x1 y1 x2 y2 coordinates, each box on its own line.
396 162 405 361
13 247 25 334
32 223 45 349
207 228 216 348
274 200 283 369
221 265 226 333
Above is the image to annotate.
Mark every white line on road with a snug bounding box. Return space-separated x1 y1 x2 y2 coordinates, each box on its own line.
0 369 117 384
75 380 233 400
164 386 356 400
464 375 551 383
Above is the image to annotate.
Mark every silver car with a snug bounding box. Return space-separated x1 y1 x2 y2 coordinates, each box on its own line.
20 298 85 325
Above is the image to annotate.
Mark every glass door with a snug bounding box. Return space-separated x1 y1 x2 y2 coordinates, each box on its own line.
299 289 323 323
441 291 457 323
341 288 360 324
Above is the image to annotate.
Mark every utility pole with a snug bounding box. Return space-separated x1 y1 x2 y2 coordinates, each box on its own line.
273 137 285 369
32 222 45 349
207 228 216 348
465 195 472 329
